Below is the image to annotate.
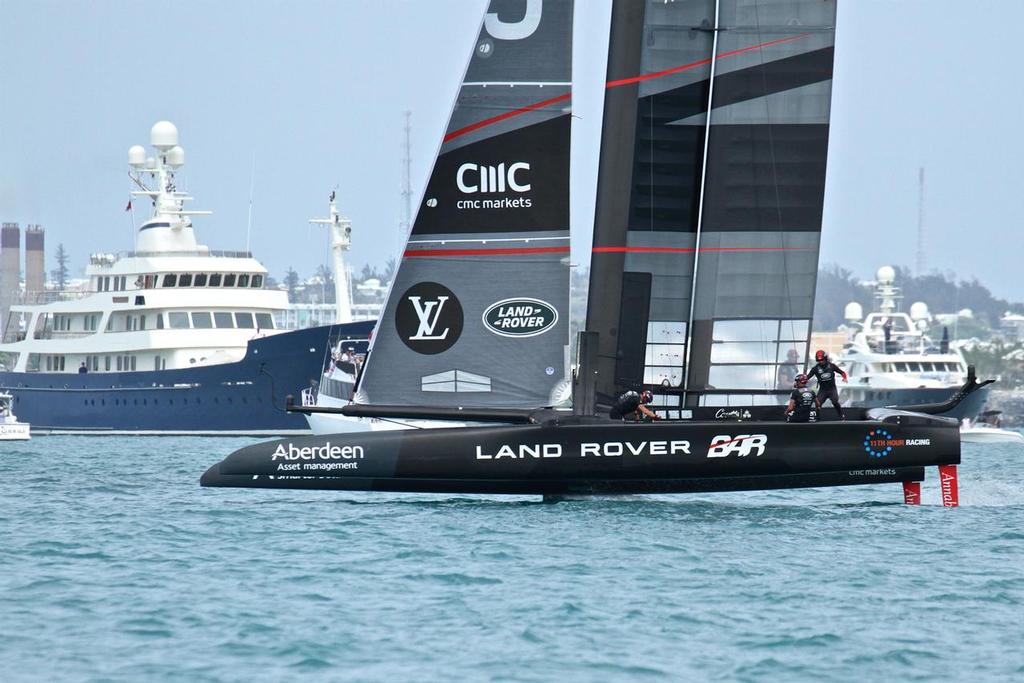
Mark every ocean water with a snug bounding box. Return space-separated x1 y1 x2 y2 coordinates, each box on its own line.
1 436 1022 682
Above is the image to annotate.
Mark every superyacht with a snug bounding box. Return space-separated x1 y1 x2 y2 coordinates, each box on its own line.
0 122 371 434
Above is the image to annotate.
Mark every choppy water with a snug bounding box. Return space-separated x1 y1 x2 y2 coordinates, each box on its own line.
1 436 1023 682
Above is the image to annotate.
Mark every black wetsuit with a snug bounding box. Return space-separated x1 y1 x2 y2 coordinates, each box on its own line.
809 362 845 418
787 387 818 423
609 391 641 420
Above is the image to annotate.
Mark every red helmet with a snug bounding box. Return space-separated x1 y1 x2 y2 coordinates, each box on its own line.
640 390 654 404
815 349 828 363
794 373 809 388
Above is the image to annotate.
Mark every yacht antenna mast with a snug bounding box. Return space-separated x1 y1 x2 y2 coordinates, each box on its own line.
310 191 353 324
399 111 412 240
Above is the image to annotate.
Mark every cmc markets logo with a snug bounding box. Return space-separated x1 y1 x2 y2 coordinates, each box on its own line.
457 162 531 194
482 298 558 338
863 429 932 458
707 434 767 458
395 282 464 355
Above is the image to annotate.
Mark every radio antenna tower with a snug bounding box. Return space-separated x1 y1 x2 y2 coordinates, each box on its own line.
399 111 412 240
916 167 926 276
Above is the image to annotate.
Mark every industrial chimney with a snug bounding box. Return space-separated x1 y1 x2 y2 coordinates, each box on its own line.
0 222 21 335
25 224 45 301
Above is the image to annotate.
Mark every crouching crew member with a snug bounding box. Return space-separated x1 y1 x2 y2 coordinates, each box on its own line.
785 374 818 423
609 389 661 421
808 349 848 419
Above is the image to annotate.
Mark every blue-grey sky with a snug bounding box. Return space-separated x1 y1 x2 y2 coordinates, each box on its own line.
1 1 1021 302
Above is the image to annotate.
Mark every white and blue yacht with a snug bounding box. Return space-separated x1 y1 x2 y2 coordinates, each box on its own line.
0 122 371 434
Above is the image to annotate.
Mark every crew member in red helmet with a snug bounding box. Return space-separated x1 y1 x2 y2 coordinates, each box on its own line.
808 349 848 419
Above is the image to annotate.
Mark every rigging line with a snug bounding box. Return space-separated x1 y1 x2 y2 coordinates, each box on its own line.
682 0 722 404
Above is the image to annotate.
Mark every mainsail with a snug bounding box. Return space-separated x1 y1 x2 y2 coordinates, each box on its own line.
586 0 836 409
357 0 574 408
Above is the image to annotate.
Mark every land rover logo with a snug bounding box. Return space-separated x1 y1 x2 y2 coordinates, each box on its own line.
482 298 558 338
395 282 464 355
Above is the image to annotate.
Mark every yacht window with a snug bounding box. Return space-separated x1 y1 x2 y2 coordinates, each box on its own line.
178 273 193 287
255 313 274 330
251 275 263 288
237 274 250 288
209 274 222 287
130 356 136 371
46 356 52 372
117 356 123 371
223 274 237 287
139 315 146 330
214 312 234 328
105 356 111 371
154 356 161 371
191 312 213 329
91 356 99 371
908 362 921 372
194 274 208 287
168 312 190 329
234 312 255 329
156 315 164 330
163 274 177 287
921 362 933 372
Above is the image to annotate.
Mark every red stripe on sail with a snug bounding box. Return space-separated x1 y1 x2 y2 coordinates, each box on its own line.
606 33 810 88
442 33 809 142
443 93 572 143
592 246 810 254
404 246 570 258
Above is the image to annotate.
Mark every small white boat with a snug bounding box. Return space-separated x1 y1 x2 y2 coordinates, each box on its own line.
0 392 30 440
960 414 1023 444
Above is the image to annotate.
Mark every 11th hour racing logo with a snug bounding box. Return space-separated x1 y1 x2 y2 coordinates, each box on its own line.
863 429 932 458
455 162 533 210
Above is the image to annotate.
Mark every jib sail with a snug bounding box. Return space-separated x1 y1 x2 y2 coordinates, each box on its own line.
356 0 573 408
586 0 836 410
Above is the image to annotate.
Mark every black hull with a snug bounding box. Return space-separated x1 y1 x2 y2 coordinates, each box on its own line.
201 414 958 495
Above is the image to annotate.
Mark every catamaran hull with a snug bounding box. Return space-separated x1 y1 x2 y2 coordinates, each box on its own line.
201 416 958 495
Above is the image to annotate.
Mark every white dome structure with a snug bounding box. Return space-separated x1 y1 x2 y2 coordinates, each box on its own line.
128 145 146 167
150 121 179 151
166 145 185 168
909 301 930 321
844 301 863 322
876 265 896 285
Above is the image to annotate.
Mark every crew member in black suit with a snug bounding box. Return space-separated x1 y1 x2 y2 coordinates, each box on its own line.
609 389 660 421
808 349 848 419
785 374 818 423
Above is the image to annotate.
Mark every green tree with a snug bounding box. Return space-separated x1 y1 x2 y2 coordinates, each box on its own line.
51 243 70 291
284 267 300 301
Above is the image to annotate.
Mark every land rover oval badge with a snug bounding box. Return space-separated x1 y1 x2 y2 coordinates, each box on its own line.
482 298 558 338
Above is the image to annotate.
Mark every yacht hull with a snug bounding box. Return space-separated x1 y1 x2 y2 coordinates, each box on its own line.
0 322 373 435
201 414 958 495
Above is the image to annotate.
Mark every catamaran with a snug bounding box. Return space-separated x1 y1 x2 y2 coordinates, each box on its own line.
203 0 977 505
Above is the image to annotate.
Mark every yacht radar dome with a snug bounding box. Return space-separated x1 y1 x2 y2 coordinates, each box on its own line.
844 302 863 322
128 145 146 167
145 157 157 170
166 145 185 168
876 265 896 285
910 301 930 321
150 121 179 152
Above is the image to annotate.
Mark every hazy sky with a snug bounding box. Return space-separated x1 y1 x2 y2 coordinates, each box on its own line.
1 1 1021 303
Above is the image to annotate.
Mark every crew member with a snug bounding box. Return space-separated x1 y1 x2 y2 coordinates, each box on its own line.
808 349 848 419
776 348 801 389
785 374 818 423
609 389 660 421
78 362 88 374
